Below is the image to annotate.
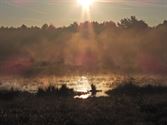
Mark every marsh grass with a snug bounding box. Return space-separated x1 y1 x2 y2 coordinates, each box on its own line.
37 84 75 97
1 80 167 125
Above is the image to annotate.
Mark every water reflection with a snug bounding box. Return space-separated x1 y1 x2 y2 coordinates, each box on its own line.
74 76 91 92
74 93 92 99
0 75 123 98
74 76 92 99
0 75 165 99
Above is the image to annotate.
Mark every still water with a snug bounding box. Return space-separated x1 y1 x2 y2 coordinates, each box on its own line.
0 74 166 98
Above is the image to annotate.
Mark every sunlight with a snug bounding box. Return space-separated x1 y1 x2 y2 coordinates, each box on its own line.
77 0 94 9
74 76 92 99
77 0 96 41
74 76 91 93
74 93 92 99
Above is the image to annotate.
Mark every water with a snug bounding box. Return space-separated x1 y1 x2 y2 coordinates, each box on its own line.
0 74 167 99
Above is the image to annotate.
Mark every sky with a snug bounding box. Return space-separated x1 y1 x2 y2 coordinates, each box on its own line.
0 0 167 27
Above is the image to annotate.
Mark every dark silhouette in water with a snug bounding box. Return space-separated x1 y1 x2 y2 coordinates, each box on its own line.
37 85 58 96
90 84 97 97
37 84 74 97
58 84 75 96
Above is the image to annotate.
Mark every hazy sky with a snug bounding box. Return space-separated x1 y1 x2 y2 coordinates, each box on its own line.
0 0 167 27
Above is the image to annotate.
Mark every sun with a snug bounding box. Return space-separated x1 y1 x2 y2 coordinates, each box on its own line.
77 0 94 8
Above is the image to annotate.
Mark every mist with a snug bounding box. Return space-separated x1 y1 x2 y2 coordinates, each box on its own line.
0 16 167 76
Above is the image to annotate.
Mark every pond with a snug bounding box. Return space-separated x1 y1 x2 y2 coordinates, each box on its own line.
0 74 166 99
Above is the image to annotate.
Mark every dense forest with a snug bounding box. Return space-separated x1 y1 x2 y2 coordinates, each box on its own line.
0 16 167 76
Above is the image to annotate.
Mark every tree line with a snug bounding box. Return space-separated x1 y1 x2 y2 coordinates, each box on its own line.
0 16 167 76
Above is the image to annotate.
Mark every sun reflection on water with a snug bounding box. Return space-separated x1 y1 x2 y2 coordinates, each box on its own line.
0 74 128 99
74 76 92 99
74 93 92 99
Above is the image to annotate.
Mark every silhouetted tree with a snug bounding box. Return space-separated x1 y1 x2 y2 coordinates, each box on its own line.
68 22 78 32
20 24 28 30
42 24 49 30
48 24 56 31
118 16 148 29
0 17 167 75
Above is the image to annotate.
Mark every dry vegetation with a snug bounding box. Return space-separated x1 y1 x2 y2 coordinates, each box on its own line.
0 80 167 125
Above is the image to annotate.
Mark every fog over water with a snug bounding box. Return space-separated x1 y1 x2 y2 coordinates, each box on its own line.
0 74 167 97
1 17 167 76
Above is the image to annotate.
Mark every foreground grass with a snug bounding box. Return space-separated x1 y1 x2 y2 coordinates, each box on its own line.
0 83 167 125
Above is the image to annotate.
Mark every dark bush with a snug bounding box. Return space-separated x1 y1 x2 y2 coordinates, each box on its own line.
37 84 74 97
106 81 167 96
0 88 21 100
